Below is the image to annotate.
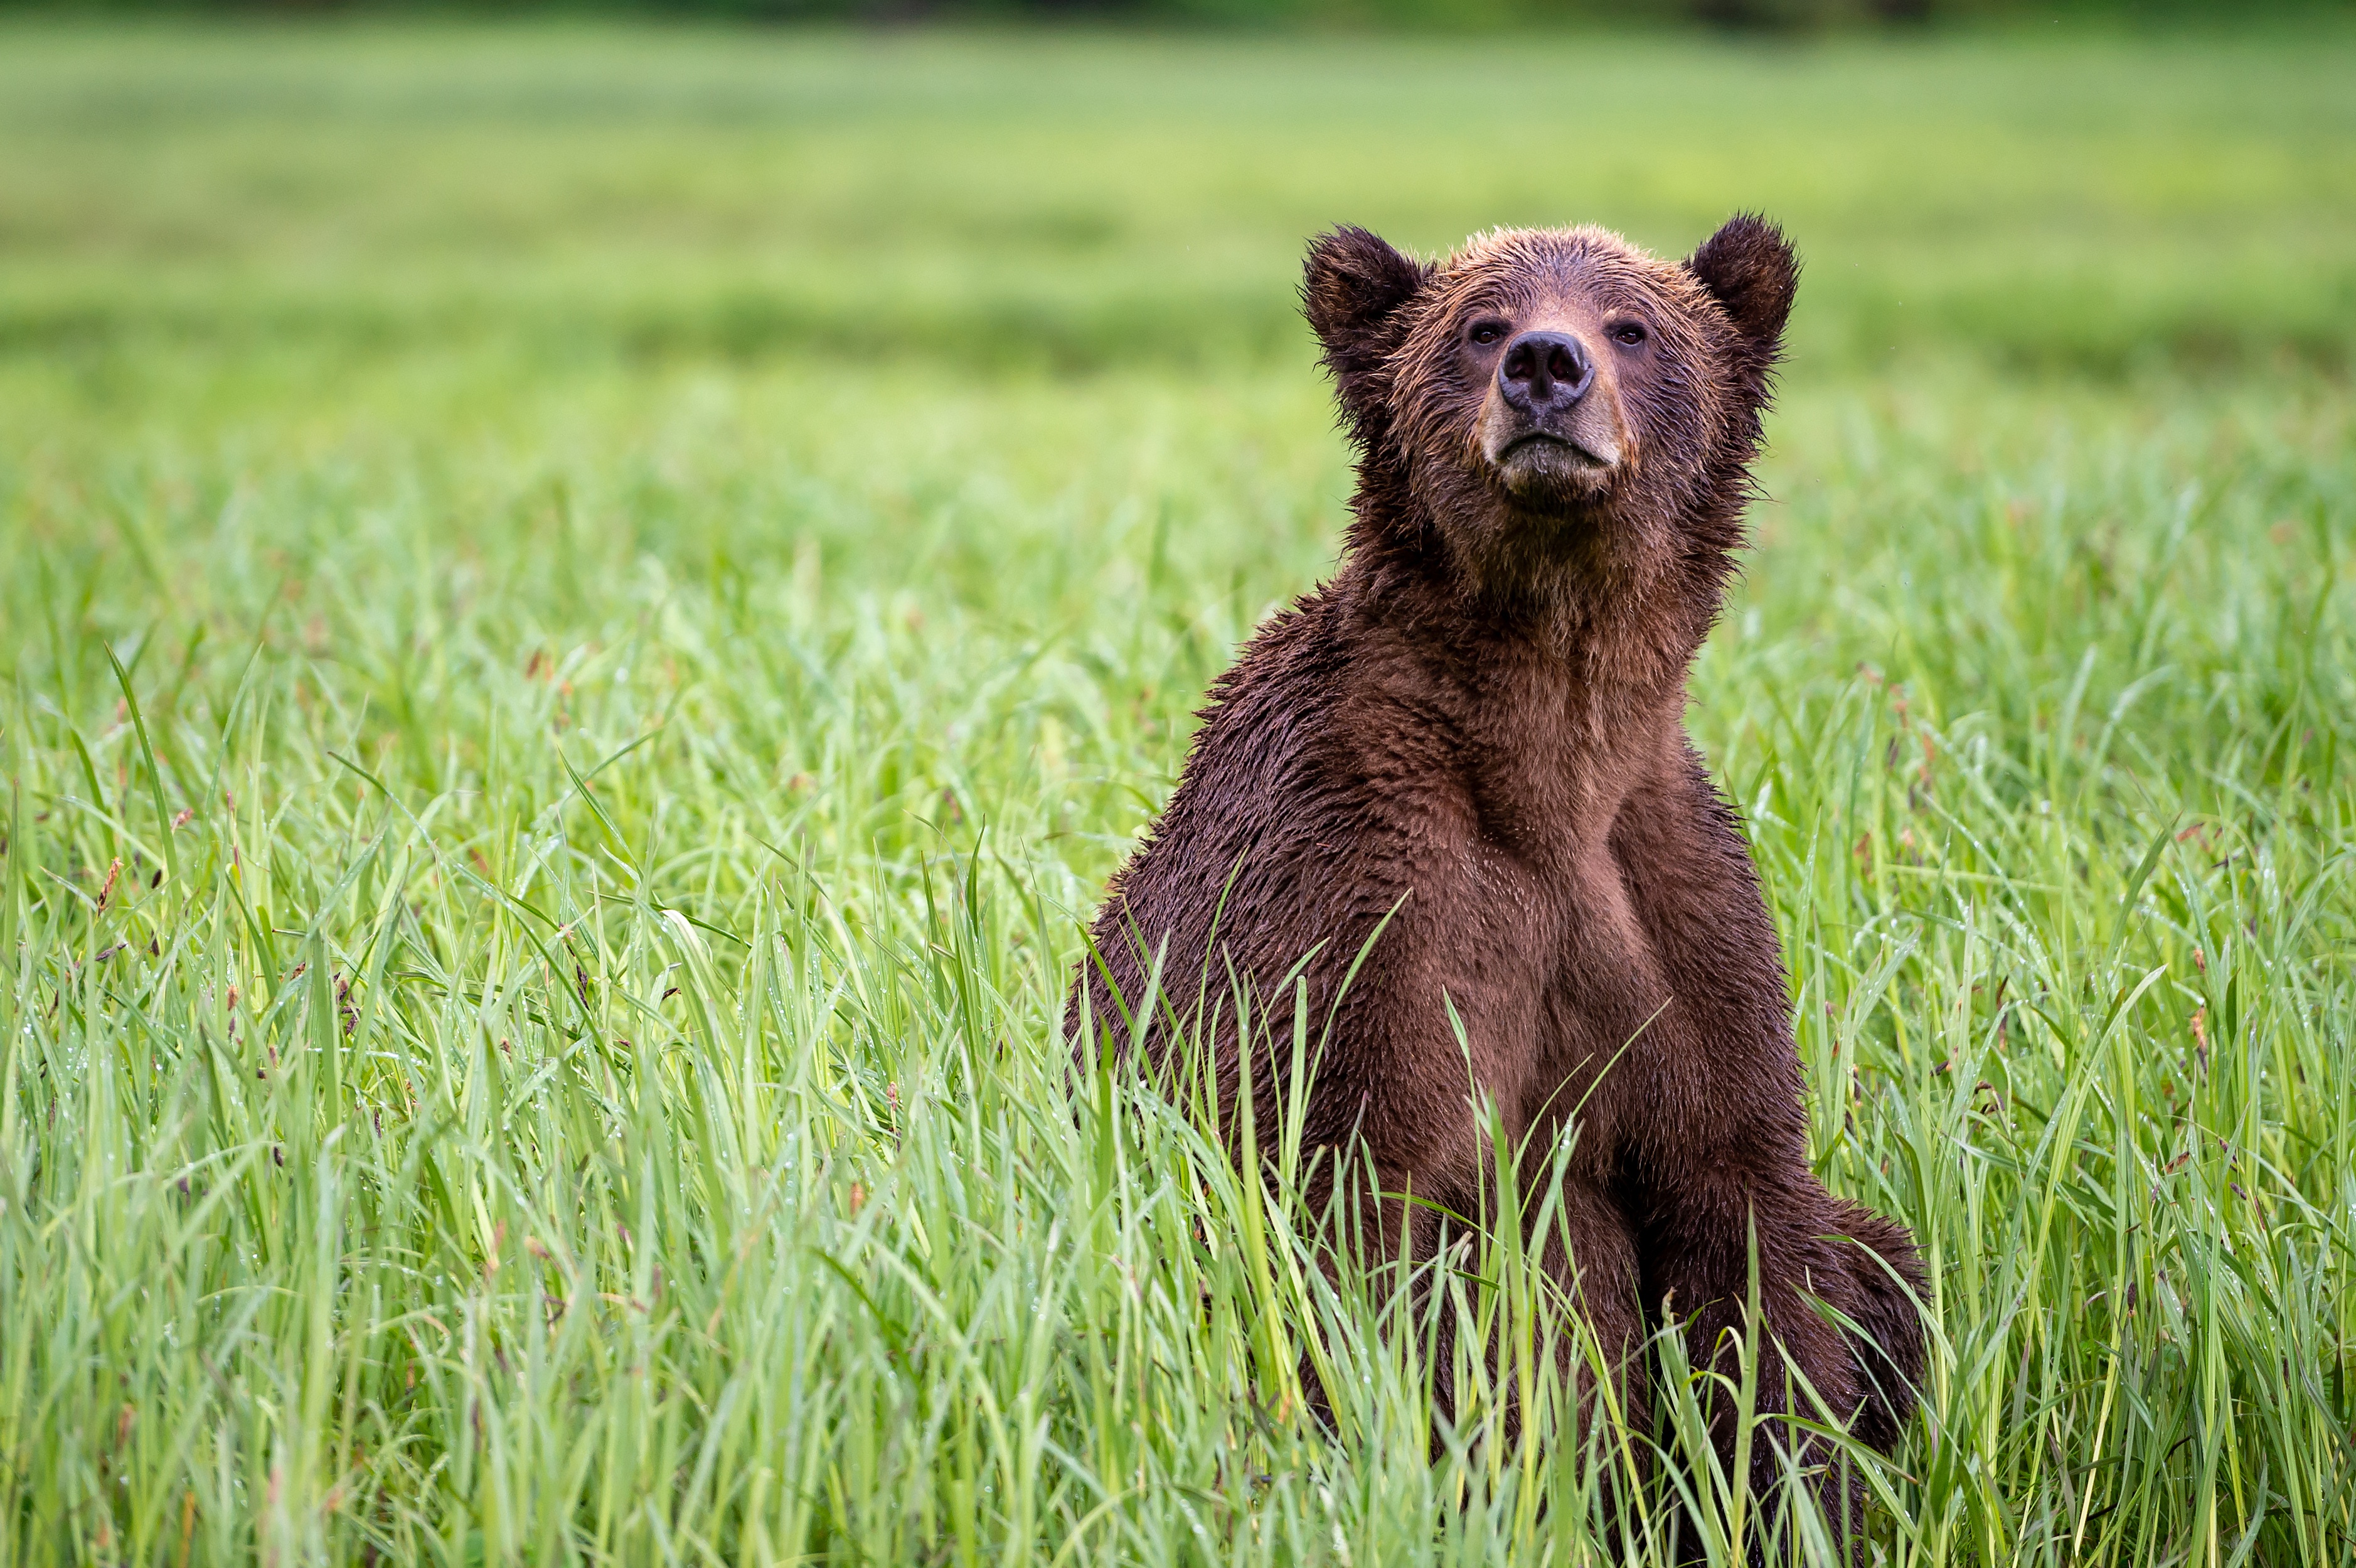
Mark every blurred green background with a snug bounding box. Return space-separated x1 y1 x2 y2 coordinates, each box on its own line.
11 19 2350 665
8 23 2352 390
11 0 2350 28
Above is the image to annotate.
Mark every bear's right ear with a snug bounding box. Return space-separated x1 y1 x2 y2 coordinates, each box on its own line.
1301 227 1430 419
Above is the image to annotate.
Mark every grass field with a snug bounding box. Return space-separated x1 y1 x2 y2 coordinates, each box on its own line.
4 21 2355 1566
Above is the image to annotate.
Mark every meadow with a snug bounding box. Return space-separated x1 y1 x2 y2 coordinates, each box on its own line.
3 21 2353 1565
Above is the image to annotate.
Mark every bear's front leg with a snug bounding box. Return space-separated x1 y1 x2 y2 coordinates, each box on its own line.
1633 1152 1869 1496
1606 752 1919 1556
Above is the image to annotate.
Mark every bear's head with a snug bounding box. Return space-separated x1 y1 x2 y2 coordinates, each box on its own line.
1302 216 1796 604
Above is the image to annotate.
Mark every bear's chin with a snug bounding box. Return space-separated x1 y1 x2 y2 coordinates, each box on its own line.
1489 441 1618 515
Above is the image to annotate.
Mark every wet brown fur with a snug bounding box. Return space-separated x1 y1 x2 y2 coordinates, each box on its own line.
1069 216 1925 1539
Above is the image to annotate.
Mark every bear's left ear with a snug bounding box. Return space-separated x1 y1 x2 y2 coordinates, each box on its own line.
1684 213 1799 372
1302 226 1431 428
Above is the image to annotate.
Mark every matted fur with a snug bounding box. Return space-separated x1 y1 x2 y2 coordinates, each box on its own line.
1070 216 1924 1541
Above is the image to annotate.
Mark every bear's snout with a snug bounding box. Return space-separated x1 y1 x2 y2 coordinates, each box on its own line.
1479 324 1628 496
1497 329 1595 413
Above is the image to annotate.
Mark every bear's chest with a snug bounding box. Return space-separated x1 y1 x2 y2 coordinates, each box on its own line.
1422 806 1678 1141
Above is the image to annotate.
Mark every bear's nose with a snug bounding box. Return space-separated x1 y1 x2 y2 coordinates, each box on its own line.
1496 331 1595 413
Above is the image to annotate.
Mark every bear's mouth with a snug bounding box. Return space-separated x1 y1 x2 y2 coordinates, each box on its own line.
1478 387 1630 503
1499 430 1613 469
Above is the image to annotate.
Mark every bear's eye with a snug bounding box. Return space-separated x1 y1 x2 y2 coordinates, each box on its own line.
1610 322 1649 348
1468 320 1509 347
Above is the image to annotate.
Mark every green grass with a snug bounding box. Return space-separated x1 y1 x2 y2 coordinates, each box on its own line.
3 20 2353 1566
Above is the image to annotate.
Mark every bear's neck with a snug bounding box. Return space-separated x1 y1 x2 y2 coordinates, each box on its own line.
1333 461 1732 723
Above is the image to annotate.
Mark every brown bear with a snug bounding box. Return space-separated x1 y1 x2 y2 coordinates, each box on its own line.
1067 216 1924 1535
